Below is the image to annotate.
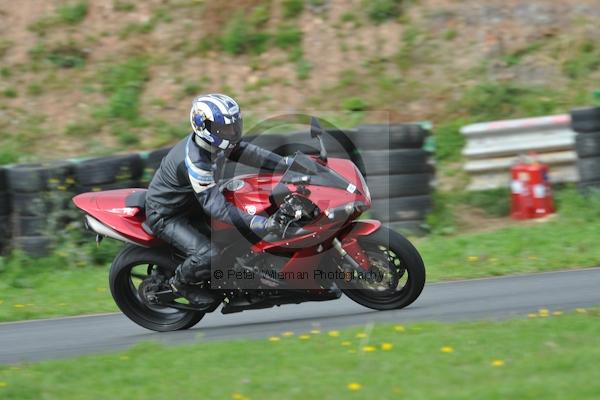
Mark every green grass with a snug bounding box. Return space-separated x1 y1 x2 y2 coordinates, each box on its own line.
282 0 304 19
366 0 404 23
112 0 136 12
0 39 12 59
459 83 559 122
28 1 88 35
1 311 599 399
421 188 600 279
432 119 467 162
0 237 122 322
98 57 149 122
47 43 87 69
57 2 89 25
2 88 17 98
563 39 600 79
221 12 271 55
341 96 368 112
502 42 545 66
273 26 303 49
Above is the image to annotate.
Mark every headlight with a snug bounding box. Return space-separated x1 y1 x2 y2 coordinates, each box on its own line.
355 165 371 201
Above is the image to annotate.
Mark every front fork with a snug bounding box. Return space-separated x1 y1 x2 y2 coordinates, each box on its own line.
332 238 370 271
331 219 382 272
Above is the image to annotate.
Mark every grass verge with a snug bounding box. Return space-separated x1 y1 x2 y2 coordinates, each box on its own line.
0 310 599 399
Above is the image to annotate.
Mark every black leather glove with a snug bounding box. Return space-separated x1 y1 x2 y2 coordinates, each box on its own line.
249 214 285 237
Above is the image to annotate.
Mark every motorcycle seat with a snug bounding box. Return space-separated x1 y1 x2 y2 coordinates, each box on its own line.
125 190 147 212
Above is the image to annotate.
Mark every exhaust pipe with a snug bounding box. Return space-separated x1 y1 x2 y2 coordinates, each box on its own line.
84 215 142 246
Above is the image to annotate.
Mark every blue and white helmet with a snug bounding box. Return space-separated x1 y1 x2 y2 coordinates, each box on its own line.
190 93 243 150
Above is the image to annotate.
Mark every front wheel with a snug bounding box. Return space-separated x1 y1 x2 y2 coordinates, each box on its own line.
341 226 426 310
109 245 205 332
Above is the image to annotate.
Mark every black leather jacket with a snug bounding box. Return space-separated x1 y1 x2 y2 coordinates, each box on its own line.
146 133 285 227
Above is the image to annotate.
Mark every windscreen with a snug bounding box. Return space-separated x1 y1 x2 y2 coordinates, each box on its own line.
279 152 362 194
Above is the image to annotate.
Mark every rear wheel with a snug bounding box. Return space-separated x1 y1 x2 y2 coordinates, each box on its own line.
341 226 425 310
109 245 205 332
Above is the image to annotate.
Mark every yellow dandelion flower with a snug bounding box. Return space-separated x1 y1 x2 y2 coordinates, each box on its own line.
328 330 340 337
347 383 362 391
440 346 454 353
394 325 405 332
362 345 376 353
552 311 563 316
281 331 294 337
232 393 249 400
14 304 25 308
119 356 129 361
491 359 505 367
381 343 393 351
0 382 7 388
268 336 280 342
341 341 352 346
467 256 479 262
298 335 310 340
527 313 538 318
355 332 367 338
538 308 549 317
576 308 587 314
310 329 321 335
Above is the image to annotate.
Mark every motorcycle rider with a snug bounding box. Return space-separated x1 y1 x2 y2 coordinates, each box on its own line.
145 94 289 305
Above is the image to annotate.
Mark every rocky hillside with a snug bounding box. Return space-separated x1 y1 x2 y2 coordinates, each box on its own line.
1 0 600 163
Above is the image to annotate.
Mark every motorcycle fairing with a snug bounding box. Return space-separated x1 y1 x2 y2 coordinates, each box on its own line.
73 189 161 246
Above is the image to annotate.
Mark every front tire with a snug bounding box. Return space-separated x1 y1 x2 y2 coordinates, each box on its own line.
109 245 205 332
342 226 426 310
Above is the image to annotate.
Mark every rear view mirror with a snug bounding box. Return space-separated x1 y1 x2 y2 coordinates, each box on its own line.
310 116 324 139
309 116 328 163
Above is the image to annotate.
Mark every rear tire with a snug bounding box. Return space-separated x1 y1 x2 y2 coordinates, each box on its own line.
109 245 205 332
342 226 426 310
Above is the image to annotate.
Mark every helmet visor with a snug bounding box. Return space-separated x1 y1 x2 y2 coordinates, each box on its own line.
206 118 243 144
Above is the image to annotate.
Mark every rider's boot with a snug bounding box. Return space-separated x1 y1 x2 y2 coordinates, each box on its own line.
168 267 216 306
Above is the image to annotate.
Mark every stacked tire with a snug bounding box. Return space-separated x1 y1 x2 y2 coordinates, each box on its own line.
73 154 144 193
7 161 74 257
357 124 434 236
572 107 600 194
0 167 10 253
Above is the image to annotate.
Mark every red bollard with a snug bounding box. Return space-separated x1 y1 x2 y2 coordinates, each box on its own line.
510 155 555 220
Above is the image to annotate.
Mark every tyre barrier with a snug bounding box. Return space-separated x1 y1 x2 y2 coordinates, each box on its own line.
572 107 600 194
6 161 76 257
355 124 428 150
74 154 143 187
0 123 435 256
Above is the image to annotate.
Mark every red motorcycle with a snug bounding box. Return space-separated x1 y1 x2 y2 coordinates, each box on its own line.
73 118 426 331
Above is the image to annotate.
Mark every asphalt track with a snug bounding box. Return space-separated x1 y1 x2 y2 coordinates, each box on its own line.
1 267 599 364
